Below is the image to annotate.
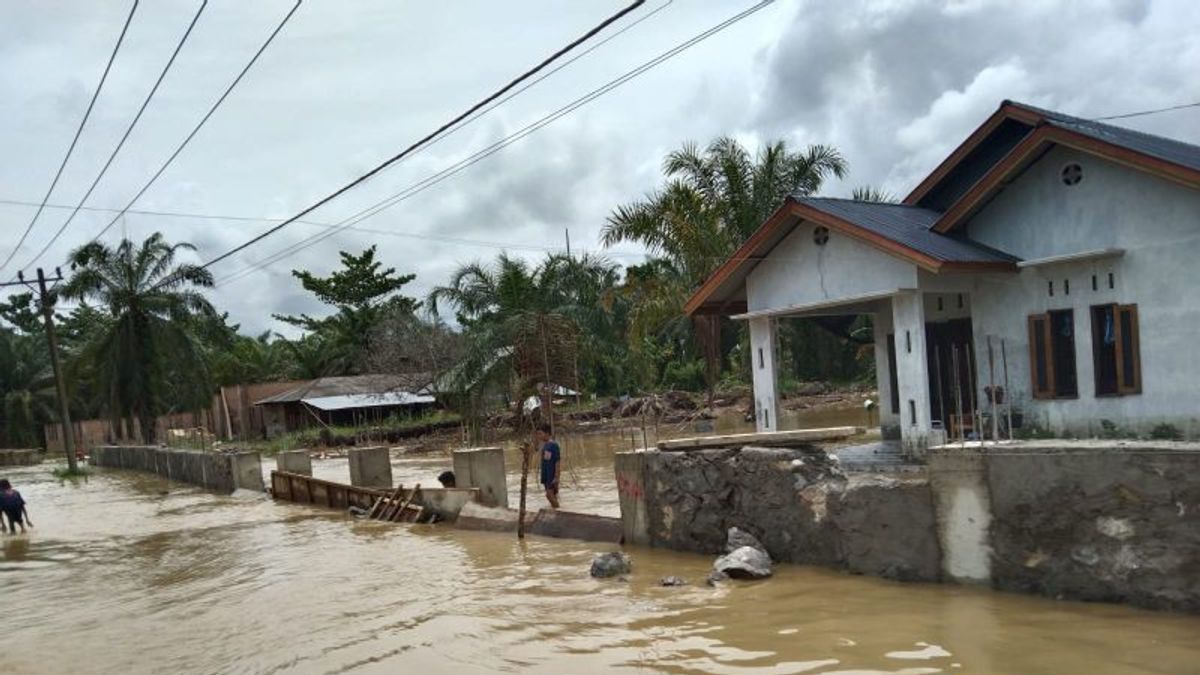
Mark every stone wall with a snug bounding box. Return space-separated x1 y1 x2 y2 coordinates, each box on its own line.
631 446 941 581
622 440 1200 612
91 446 264 494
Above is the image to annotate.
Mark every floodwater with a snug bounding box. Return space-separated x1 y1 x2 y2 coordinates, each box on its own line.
4 407 1199 674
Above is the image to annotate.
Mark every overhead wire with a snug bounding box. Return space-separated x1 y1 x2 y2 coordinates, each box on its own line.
195 0 648 275
214 0 776 288
0 0 140 276
1093 100 1200 121
76 0 303 250
12 1 209 279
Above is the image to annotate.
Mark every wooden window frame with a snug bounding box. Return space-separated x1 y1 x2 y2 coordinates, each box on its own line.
1091 303 1141 396
1028 309 1079 400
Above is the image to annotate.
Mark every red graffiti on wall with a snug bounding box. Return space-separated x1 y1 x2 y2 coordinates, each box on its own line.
617 474 643 500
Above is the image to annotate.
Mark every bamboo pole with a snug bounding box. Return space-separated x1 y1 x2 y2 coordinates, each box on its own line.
1001 338 1013 441
934 345 946 431
952 345 964 444
966 343 981 442
988 336 998 445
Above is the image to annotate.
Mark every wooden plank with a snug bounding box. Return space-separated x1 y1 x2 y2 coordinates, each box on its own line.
391 484 421 523
656 426 860 452
371 483 404 520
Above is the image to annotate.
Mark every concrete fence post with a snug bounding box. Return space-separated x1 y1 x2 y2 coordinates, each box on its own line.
452 447 508 508
348 446 393 489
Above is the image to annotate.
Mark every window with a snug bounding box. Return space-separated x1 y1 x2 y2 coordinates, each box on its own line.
1028 309 1078 399
1091 304 1141 396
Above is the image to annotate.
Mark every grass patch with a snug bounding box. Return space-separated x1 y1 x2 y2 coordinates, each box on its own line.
245 410 462 455
51 465 91 481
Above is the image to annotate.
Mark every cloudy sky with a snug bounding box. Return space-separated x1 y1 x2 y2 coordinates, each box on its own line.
2 0 1198 334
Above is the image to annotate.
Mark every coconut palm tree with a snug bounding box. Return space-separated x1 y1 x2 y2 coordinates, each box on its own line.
61 232 215 443
0 329 54 447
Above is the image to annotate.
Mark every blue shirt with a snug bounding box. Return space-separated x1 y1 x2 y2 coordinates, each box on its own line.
540 441 560 486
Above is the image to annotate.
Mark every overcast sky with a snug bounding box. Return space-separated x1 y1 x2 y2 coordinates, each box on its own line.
2 0 1198 335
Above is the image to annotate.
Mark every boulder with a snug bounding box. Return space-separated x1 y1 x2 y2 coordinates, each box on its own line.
713 546 773 580
725 527 766 554
659 575 687 587
590 551 632 578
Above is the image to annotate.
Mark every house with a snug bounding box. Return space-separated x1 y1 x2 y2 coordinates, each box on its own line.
686 100 1200 453
253 373 436 437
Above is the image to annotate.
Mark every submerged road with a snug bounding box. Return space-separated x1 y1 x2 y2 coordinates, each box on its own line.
3 458 1200 674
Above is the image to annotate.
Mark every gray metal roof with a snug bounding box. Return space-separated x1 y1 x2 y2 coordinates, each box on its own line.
792 197 1019 263
1010 100 1200 173
253 373 433 406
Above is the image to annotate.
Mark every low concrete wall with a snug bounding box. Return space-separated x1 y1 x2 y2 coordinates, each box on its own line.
349 446 392 489
91 446 263 494
623 440 1200 612
275 450 312 476
452 447 508 508
0 449 41 466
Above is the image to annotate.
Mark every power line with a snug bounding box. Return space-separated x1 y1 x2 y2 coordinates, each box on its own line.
13 1 208 279
75 0 303 251
197 0 648 273
215 0 776 288
0 0 140 276
1093 100 1200 121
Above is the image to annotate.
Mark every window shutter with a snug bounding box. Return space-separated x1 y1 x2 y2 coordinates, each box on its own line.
1115 304 1141 394
1028 314 1054 399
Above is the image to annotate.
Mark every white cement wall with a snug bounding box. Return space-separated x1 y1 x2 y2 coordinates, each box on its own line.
963 146 1200 437
892 291 934 453
749 317 780 432
745 223 917 312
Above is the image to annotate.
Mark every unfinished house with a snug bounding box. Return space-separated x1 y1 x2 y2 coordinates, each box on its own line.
254 373 435 437
686 100 1200 453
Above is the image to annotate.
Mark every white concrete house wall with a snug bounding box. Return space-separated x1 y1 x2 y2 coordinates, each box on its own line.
965 146 1200 437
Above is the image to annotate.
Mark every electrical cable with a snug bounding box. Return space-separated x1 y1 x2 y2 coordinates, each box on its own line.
0 0 140 275
78 0 303 249
195 1 647 274
12 1 208 279
214 0 775 288
1093 101 1200 121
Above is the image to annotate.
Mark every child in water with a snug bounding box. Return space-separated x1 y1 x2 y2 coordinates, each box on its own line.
0 479 33 534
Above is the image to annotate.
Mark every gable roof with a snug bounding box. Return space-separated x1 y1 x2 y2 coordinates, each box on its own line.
684 99 1200 316
909 100 1200 232
683 196 1016 315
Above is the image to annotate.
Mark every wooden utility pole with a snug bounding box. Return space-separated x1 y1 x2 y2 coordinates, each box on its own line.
35 268 78 471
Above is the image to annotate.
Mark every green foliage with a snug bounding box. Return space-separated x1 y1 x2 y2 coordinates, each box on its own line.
1149 423 1183 441
61 232 216 443
52 465 91 481
274 245 419 376
0 328 54 447
851 185 898 203
250 410 460 455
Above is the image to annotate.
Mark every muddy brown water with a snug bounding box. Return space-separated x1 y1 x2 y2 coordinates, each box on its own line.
4 408 1199 674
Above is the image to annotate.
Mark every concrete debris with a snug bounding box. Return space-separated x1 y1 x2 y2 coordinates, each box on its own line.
590 552 632 579
659 576 687 587
725 527 766 554
348 505 369 518
705 571 728 586
713 546 773 580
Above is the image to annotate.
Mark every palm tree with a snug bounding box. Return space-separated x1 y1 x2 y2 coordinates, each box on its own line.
603 137 847 397
851 185 897 203
0 329 54 447
61 232 216 443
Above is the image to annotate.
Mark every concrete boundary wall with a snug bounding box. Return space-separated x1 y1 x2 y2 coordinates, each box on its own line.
91 445 264 494
0 449 41 466
621 441 1200 613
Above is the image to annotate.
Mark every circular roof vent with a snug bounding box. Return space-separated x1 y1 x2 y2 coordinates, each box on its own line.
813 226 830 246
1061 163 1083 186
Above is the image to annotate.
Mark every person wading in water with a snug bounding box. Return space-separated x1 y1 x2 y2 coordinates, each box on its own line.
1 479 33 534
535 423 561 509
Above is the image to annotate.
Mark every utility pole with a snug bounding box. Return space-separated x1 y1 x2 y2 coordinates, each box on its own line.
34 268 78 471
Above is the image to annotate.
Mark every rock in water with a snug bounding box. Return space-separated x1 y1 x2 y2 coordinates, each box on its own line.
725 526 766 554
659 576 686 587
590 552 632 578
713 546 773 580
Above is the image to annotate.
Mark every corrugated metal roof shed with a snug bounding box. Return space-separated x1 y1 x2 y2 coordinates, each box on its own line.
254 373 433 406
303 392 436 411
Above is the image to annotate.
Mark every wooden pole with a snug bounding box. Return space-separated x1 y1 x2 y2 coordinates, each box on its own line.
988 336 998 444
36 268 77 471
966 344 981 442
1001 338 1013 441
952 345 964 444
934 345 946 431
517 438 532 539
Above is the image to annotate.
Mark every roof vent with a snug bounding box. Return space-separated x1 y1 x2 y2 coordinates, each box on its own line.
1061 163 1083 186
813 226 830 246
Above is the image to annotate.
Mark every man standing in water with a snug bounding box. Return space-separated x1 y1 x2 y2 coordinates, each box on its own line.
535 423 561 508
0 479 32 534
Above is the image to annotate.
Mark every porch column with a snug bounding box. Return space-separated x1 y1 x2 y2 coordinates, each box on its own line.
748 316 780 433
873 305 899 435
891 291 933 455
